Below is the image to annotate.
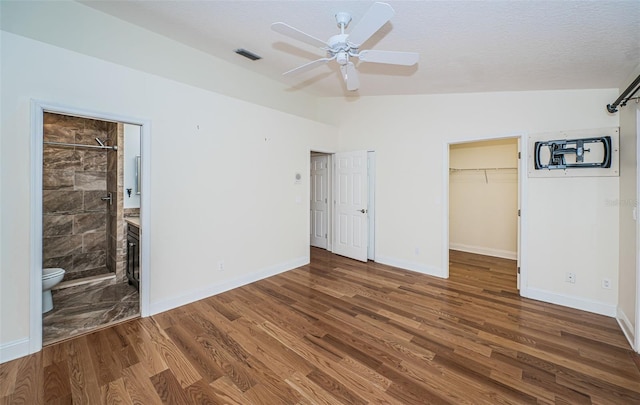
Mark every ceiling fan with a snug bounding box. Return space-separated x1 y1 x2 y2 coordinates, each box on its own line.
271 2 419 91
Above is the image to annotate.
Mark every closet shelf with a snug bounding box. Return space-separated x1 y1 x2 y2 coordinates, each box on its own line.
449 167 517 172
449 167 517 183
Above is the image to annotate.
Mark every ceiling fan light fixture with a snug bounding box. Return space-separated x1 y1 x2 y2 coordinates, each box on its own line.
234 48 262 61
336 51 349 66
271 2 418 92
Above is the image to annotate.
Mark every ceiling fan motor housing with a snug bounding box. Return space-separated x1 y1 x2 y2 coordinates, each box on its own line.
328 34 349 51
328 34 354 64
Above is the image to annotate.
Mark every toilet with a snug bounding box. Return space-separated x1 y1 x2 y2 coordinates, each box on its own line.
42 268 65 313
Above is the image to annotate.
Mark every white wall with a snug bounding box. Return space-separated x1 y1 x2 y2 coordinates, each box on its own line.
617 69 640 348
0 31 337 358
0 1 323 123
318 89 619 315
449 139 518 259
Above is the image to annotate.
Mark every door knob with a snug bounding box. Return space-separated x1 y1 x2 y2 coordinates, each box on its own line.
358 209 367 213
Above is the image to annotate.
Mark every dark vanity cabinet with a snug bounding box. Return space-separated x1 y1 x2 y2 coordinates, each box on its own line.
126 222 140 290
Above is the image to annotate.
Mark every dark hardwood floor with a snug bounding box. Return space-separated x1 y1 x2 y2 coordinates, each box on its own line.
1 248 638 404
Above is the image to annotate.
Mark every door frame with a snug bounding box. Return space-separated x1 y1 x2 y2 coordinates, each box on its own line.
442 132 528 296
367 151 376 261
29 100 151 354
636 104 640 352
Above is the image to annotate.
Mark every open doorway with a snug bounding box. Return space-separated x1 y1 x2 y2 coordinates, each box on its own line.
310 151 376 262
30 101 150 353
310 153 330 250
448 138 520 291
40 113 141 346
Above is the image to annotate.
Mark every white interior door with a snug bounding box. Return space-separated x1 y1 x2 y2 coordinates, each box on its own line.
310 155 328 249
333 150 368 262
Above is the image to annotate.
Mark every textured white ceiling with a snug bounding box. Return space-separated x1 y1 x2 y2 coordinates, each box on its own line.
80 0 640 97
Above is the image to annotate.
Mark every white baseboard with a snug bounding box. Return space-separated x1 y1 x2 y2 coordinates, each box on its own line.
375 255 446 278
149 256 309 316
449 243 517 260
0 338 30 364
617 307 637 351
521 287 616 317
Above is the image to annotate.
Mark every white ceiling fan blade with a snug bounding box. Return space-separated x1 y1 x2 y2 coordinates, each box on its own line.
340 62 360 91
347 2 395 48
358 50 419 66
271 22 327 49
283 58 332 76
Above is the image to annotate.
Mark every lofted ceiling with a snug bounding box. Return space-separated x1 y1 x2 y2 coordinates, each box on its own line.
80 0 640 98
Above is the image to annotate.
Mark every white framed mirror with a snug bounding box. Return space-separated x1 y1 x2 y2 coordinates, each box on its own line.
124 124 142 208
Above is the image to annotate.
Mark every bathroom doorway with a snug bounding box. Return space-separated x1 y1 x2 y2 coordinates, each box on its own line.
40 113 139 345
30 101 151 351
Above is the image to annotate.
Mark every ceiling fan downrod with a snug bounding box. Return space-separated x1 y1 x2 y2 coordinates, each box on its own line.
330 12 357 65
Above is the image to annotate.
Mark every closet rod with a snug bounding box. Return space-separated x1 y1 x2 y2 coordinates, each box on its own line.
44 141 118 151
450 167 517 183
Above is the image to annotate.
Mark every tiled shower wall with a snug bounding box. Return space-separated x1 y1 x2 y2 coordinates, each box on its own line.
42 113 118 280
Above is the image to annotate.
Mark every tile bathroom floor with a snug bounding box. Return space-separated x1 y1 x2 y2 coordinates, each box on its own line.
43 277 139 346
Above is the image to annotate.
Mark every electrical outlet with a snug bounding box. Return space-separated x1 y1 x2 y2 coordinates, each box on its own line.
602 278 611 289
218 260 225 271
565 272 576 284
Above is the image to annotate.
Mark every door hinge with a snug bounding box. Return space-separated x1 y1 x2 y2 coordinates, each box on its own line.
517 267 520 274
518 209 521 217
325 198 327 203
518 152 521 159
325 233 327 238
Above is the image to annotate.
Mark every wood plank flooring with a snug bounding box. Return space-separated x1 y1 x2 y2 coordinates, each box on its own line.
2 248 639 404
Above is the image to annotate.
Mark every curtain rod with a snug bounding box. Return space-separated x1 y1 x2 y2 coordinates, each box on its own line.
607 73 640 113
